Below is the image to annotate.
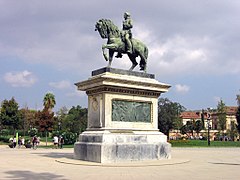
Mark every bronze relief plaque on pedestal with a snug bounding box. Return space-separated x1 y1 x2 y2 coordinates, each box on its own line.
112 99 151 122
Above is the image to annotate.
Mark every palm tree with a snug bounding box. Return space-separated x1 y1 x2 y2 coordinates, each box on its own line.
43 93 56 112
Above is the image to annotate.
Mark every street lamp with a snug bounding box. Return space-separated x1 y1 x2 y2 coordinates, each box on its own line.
207 108 212 146
207 114 211 146
201 109 211 146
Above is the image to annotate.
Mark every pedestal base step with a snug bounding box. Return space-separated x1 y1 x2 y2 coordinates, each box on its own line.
74 132 171 163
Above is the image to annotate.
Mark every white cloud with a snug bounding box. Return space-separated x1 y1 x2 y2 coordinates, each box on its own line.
175 84 190 94
3 70 37 87
49 80 72 89
66 89 85 97
147 35 212 77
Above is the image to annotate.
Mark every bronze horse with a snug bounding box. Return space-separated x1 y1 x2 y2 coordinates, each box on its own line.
95 19 148 72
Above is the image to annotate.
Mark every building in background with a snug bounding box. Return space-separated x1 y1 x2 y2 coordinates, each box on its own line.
170 106 238 140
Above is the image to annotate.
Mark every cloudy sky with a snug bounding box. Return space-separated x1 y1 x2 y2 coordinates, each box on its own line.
0 1 239 112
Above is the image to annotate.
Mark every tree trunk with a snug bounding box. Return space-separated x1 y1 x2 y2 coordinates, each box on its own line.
45 131 48 146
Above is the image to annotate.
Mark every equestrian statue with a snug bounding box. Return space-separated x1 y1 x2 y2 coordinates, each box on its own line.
95 12 148 72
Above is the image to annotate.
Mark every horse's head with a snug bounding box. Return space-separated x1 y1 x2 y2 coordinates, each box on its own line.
95 19 120 39
95 20 107 39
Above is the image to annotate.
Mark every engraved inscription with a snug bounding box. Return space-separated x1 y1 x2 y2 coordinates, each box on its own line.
112 100 151 122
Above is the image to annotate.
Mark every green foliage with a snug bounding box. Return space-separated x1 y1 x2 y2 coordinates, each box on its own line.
28 128 38 137
0 136 11 143
226 121 238 141
61 131 77 145
217 99 226 133
195 120 203 134
180 120 203 136
236 94 240 134
61 105 87 134
180 125 188 135
0 129 11 136
0 97 22 131
19 108 38 135
43 92 56 112
236 107 240 134
186 121 194 135
158 98 186 138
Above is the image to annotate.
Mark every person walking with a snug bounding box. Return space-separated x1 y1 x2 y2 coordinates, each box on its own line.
13 137 17 148
53 135 58 149
59 136 64 149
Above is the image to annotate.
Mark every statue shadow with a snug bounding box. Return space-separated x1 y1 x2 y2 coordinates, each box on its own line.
4 170 67 180
31 151 74 160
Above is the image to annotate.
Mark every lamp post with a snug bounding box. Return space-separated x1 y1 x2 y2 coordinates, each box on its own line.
201 109 211 146
207 108 212 146
207 115 211 146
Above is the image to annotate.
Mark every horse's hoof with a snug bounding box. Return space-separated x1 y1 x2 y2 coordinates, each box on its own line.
115 54 123 58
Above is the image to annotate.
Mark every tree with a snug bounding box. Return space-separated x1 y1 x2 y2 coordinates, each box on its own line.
195 120 203 136
180 120 203 138
43 93 56 112
236 94 240 134
158 98 186 138
62 105 87 134
55 106 68 133
19 107 38 136
0 97 22 133
226 121 238 141
217 99 226 135
180 125 188 136
36 109 54 145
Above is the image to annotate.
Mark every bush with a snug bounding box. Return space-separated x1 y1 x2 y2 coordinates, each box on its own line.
61 132 77 145
17 130 26 136
28 128 38 137
51 130 61 137
0 129 11 136
0 136 11 143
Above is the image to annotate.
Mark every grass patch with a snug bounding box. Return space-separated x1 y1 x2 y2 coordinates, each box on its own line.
170 140 240 147
0 141 8 145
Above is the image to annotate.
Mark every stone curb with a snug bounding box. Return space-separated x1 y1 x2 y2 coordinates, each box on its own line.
55 158 190 167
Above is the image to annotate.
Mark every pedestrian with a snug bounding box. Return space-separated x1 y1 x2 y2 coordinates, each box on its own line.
32 135 38 149
21 137 25 147
53 135 58 149
59 136 64 149
13 137 17 148
9 137 13 148
18 136 22 148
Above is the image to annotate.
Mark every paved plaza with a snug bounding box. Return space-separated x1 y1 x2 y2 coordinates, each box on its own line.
1 145 240 180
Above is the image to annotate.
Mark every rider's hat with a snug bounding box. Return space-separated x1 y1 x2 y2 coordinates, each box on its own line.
124 12 131 17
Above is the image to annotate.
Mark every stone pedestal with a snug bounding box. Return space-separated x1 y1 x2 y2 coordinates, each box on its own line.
74 67 171 163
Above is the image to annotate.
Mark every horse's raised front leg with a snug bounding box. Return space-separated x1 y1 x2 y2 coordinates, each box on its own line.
102 44 109 62
102 44 117 67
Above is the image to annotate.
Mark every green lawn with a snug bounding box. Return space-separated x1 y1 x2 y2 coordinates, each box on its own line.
2 138 240 148
170 140 240 147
